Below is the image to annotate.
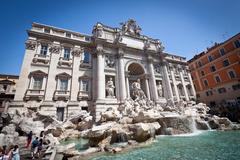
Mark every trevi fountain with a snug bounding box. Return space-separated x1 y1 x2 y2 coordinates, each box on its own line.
0 19 240 159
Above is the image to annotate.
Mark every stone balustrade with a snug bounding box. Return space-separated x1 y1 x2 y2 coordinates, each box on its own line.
24 89 45 101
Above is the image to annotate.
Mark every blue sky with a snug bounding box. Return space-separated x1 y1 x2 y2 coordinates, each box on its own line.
0 0 239 75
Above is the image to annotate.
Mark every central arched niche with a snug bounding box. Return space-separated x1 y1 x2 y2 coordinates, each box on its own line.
128 63 145 75
127 62 147 99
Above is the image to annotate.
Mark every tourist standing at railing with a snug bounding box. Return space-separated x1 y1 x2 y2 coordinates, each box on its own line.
26 131 33 148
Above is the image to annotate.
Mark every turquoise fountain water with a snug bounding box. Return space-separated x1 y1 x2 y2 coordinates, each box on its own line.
61 138 89 151
91 130 240 160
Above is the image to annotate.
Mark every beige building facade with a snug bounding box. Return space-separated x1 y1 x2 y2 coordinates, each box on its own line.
10 19 195 121
0 74 18 113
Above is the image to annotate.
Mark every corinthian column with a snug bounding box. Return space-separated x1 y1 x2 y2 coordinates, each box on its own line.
148 56 158 101
96 45 105 100
45 43 61 101
179 66 189 101
125 71 130 98
187 68 196 98
144 75 150 100
70 46 83 101
169 66 180 102
118 48 126 102
162 61 173 99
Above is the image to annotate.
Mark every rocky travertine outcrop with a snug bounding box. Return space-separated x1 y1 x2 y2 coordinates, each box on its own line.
195 119 210 130
129 122 161 142
1 98 239 159
0 124 19 146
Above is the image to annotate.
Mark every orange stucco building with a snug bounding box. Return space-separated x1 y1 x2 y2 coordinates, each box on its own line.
188 33 240 106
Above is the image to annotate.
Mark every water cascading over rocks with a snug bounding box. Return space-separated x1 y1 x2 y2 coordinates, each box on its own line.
1 92 239 159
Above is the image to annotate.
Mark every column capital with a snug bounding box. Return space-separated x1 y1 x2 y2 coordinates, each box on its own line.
177 64 183 72
72 47 84 57
25 40 37 50
143 73 150 79
117 48 124 58
147 55 153 63
160 59 168 66
96 44 104 56
49 44 61 54
125 71 130 77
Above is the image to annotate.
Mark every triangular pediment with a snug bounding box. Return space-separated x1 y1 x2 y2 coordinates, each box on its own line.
29 70 47 77
56 72 71 79
0 79 15 85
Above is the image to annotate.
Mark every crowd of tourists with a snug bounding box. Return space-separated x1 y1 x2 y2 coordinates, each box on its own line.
0 145 20 160
0 130 46 160
27 131 45 159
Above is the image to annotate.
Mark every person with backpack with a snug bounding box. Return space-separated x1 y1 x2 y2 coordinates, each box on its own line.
36 139 43 157
31 137 39 159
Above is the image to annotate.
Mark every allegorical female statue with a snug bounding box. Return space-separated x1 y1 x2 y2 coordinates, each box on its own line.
106 78 115 98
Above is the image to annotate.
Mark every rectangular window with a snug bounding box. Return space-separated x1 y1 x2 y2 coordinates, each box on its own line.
44 28 50 33
66 32 71 38
232 84 240 91
198 61 202 67
234 40 240 48
206 91 213 96
81 80 89 92
40 44 48 56
228 70 236 79
210 66 216 72
203 79 208 87
196 94 200 98
208 55 213 62
219 48 225 56
223 59 230 67
63 48 70 60
218 87 226 94
60 79 68 91
33 77 43 90
215 75 221 83
83 52 90 63
201 70 205 76
206 91 209 96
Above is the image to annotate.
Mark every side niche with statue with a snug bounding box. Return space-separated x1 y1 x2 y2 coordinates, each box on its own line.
157 81 163 97
106 77 115 98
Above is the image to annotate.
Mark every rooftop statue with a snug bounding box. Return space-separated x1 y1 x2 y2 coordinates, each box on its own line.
92 23 103 38
120 19 142 37
155 40 165 52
